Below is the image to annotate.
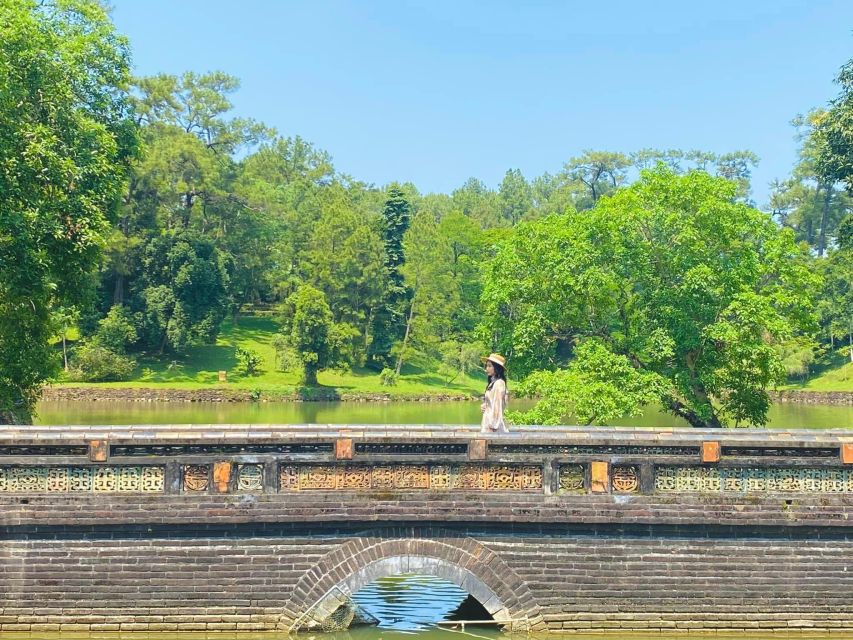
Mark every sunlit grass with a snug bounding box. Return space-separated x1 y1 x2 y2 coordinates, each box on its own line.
58 315 485 396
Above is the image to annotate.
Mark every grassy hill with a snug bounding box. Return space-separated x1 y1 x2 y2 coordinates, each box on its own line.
57 315 486 398
782 356 853 392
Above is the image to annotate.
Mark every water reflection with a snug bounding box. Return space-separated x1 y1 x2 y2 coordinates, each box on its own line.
34 398 853 428
351 574 472 631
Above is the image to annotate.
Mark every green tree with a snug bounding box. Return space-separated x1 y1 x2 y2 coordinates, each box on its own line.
368 188 412 367
498 169 532 225
94 305 137 353
562 150 630 208
0 0 136 423
396 212 459 374
820 223 853 362
770 113 849 255
137 232 230 353
481 167 818 428
282 285 345 384
815 57 853 192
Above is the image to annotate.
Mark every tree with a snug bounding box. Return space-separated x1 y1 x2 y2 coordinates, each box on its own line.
498 169 532 225
0 0 137 423
396 212 459 374
480 167 818 428
137 232 230 353
770 113 849 255
282 285 346 385
562 150 630 208
367 188 412 367
820 215 853 362
815 57 853 192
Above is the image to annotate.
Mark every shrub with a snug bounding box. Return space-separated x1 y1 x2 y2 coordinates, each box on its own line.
379 367 398 387
235 347 262 376
69 342 136 382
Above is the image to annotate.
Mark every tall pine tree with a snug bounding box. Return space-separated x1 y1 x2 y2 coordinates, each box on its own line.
367 188 411 368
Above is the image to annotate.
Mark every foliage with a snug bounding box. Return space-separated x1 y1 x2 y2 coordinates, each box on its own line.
368 188 412 367
481 167 819 428
281 285 349 384
137 232 230 353
379 368 398 387
507 341 666 425
69 342 136 382
94 305 137 353
234 346 262 376
815 58 853 192
0 0 137 422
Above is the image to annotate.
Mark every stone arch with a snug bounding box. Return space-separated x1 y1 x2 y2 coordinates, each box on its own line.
281 527 545 631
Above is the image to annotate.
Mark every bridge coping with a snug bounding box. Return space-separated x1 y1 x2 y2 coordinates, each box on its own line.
1 424 851 446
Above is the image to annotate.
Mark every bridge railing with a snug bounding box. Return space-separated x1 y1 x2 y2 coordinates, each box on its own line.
0 424 851 497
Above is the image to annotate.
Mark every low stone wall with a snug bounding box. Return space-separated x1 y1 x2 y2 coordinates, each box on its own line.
770 390 853 405
43 385 853 405
41 385 475 403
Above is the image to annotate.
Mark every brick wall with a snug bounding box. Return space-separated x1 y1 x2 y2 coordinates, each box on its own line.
2 495 852 632
1 424 852 632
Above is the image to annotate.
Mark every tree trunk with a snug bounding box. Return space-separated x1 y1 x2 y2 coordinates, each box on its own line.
304 365 318 386
113 273 124 305
817 185 832 257
849 330 852 363
666 398 723 429
62 334 68 372
395 300 415 376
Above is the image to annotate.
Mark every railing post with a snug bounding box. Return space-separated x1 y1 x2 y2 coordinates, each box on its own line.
468 439 487 461
88 440 108 462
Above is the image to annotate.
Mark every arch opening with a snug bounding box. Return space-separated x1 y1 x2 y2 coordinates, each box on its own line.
300 555 512 632
351 572 495 631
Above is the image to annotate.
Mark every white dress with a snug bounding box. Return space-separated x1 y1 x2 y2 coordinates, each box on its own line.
480 379 509 433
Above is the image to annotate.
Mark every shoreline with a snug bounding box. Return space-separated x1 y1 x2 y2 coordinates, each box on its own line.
41 385 478 403
40 385 853 405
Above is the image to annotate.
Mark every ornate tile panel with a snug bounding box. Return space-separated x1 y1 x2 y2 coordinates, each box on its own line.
611 465 640 493
559 465 585 491
183 465 210 492
278 463 543 491
0 466 164 493
655 466 853 493
237 464 264 492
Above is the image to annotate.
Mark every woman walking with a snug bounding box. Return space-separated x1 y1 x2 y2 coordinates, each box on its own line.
480 353 509 433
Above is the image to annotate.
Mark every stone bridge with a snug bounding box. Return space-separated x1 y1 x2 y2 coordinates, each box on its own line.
1 424 852 633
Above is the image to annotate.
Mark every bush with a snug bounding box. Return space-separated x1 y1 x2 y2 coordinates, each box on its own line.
69 342 136 382
94 305 138 353
235 347 262 376
379 367 398 387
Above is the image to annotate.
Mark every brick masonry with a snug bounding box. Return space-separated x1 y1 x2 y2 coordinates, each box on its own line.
0 424 852 632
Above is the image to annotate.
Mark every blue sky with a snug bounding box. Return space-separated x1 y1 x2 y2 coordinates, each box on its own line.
112 1 852 207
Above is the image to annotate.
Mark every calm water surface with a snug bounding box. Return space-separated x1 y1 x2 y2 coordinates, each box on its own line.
35 398 853 428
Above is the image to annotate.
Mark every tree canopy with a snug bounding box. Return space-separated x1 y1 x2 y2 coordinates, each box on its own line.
480 167 818 428
0 0 136 422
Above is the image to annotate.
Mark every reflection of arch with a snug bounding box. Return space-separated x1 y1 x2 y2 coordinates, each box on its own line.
281 529 545 631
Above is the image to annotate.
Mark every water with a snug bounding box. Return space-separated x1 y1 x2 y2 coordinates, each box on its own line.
34 398 853 428
351 574 470 631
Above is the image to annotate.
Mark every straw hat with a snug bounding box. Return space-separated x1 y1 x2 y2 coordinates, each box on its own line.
482 353 507 369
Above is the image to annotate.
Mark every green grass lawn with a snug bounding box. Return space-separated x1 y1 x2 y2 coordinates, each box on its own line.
781 349 853 392
58 315 486 397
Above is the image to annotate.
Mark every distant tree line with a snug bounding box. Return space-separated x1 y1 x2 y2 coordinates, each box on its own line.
1 1 852 427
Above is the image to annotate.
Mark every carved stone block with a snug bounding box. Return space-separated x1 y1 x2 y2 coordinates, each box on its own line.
702 441 721 463
590 461 609 493
468 439 487 461
335 438 353 460
213 461 231 493
89 440 108 462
